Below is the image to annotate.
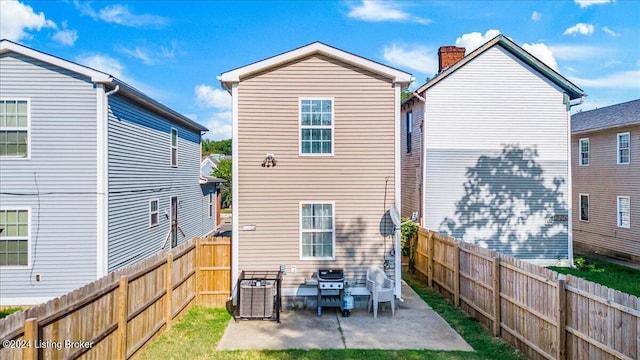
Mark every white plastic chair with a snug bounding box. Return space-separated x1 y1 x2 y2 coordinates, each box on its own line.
366 267 395 318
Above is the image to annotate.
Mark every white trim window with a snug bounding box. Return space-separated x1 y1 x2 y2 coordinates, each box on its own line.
149 199 159 227
170 128 178 167
208 191 214 218
579 194 589 222
300 202 335 259
406 111 413 154
617 196 630 228
617 132 630 165
0 209 30 267
579 138 589 166
300 98 334 155
0 99 30 158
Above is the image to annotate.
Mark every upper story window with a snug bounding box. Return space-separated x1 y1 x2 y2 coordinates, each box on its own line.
579 138 589 166
300 202 334 260
617 132 630 165
171 128 178 167
406 111 413 154
617 196 630 228
149 199 159 227
0 209 30 267
0 100 29 158
300 99 333 155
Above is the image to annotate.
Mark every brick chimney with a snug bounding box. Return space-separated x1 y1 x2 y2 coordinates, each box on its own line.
438 46 466 72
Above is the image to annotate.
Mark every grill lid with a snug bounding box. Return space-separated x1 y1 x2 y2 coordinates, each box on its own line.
318 268 344 280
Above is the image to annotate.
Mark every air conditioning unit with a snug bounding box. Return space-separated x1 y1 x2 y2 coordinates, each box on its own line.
239 279 275 318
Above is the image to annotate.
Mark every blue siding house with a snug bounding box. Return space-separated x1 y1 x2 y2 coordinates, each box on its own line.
0 39 220 305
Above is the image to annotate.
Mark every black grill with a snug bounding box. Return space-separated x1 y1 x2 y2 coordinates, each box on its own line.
317 268 344 316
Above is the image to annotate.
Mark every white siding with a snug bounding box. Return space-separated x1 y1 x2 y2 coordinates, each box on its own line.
423 46 570 264
0 53 98 303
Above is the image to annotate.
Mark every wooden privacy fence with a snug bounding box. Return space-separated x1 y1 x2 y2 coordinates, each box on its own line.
0 236 231 360
415 228 639 360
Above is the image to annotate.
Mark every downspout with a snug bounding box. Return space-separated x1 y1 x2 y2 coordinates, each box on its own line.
97 84 119 278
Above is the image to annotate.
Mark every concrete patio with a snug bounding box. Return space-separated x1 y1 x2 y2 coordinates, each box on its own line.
217 281 474 351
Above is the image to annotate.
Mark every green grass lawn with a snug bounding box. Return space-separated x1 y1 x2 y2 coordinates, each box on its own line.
550 255 640 297
135 275 523 360
220 208 232 214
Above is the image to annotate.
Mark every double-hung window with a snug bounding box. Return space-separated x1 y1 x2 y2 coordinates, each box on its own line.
149 199 159 227
300 99 333 155
208 191 214 218
170 128 178 167
406 111 413 154
617 132 630 164
579 138 589 166
300 202 334 259
0 100 29 158
579 194 589 222
0 209 30 267
617 196 630 228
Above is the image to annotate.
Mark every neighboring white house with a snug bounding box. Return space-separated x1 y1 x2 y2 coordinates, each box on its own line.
201 153 230 177
0 39 221 305
401 34 586 266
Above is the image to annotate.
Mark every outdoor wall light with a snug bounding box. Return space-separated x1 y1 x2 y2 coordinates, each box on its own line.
262 153 277 168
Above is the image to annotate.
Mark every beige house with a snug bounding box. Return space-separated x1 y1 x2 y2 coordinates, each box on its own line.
571 99 640 261
219 42 412 301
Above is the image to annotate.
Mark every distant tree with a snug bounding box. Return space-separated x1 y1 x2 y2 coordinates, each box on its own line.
202 138 232 156
212 158 232 207
401 89 413 101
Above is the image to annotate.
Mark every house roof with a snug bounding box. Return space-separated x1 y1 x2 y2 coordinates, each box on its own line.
571 99 640 134
199 176 227 184
0 39 208 133
409 34 585 102
219 41 413 90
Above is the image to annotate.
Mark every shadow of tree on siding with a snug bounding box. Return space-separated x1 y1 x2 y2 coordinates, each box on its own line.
439 145 568 259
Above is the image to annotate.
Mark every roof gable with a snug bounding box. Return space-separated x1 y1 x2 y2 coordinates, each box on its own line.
219 41 412 89
414 35 585 100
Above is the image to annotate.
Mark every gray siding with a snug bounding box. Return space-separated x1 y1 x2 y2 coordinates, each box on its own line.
236 54 398 291
401 100 423 218
422 46 570 264
0 53 98 303
107 95 207 270
572 124 640 259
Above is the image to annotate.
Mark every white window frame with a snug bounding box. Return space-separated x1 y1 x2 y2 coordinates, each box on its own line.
0 99 31 160
406 111 413 154
299 98 335 156
617 196 630 229
208 191 214 218
579 193 589 222
149 199 159 227
0 207 31 268
579 138 589 166
170 128 178 167
617 132 630 165
299 201 335 260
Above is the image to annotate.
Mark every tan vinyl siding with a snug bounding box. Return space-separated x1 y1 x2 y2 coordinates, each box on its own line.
401 100 423 218
572 124 640 259
236 54 396 288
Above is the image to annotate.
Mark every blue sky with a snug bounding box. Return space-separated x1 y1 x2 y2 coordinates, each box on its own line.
1 0 639 140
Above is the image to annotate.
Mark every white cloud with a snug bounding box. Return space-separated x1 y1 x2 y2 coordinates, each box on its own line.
574 0 613 8
522 43 558 70
195 85 232 110
455 29 501 53
74 1 168 27
602 26 620 37
548 44 607 60
382 43 438 75
347 0 429 24
76 54 125 79
203 112 232 140
118 42 177 65
52 28 78 46
531 11 542 21
570 70 640 89
564 23 595 36
0 0 56 41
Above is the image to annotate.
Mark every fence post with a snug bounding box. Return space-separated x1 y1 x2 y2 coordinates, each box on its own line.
492 256 501 337
23 318 37 360
453 243 460 307
556 278 567 360
117 276 129 360
195 237 201 306
427 232 434 288
165 253 174 330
